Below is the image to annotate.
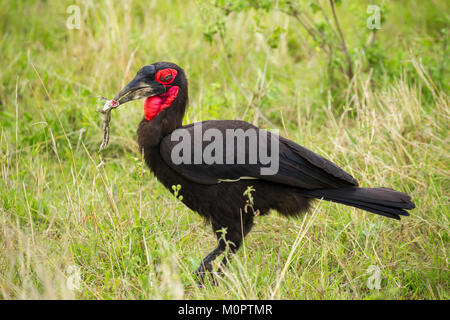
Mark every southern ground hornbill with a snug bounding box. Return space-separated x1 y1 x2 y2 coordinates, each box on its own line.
110 61 415 282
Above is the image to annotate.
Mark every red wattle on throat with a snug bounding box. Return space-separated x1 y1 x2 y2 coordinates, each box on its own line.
144 86 179 121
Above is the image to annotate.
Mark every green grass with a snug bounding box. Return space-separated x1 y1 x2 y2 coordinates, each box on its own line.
0 0 448 299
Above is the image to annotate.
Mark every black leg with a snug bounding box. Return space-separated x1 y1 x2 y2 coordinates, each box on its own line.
194 244 225 283
212 214 255 279
194 212 255 285
216 251 234 276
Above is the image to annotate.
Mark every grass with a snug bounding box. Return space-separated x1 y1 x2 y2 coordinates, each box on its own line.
0 0 448 299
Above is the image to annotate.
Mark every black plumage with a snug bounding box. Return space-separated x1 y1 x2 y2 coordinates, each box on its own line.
113 62 415 282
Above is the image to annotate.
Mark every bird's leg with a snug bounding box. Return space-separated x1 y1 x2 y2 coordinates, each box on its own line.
193 220 229 284
216 249 235 276
194 244 225 284
216 215 254 277
214 234 243 278
195 214 254 285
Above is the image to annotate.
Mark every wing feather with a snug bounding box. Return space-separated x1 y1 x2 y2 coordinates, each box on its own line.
160 120 358 189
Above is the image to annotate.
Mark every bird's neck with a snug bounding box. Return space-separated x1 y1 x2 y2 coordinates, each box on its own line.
137 87 187 151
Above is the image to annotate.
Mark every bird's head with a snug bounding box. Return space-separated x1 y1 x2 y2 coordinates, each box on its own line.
114 62 187 122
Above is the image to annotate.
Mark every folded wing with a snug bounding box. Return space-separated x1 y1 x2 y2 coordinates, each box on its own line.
160 120 358 189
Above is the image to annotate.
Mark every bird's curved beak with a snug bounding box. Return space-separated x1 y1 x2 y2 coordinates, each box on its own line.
113 74 166 105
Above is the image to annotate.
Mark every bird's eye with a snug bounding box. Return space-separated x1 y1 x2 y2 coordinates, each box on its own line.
156 68 178 85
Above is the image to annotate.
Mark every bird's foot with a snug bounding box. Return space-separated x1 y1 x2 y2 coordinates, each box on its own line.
193 266 219 287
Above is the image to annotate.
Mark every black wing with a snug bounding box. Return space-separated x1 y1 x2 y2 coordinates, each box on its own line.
160 120 358 189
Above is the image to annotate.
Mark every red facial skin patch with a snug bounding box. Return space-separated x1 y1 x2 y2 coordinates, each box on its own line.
144 68 179 121
144 86 179 121
155 68 178 85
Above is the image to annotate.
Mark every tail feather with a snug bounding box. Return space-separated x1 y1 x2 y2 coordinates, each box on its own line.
303 187 415 220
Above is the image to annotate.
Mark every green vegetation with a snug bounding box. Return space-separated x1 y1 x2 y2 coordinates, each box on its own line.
0 0 448 299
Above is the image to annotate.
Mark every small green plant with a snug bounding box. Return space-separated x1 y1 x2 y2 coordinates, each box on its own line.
243 185 260 216
243 185 255 204
131 155 148 180
171 184 183 201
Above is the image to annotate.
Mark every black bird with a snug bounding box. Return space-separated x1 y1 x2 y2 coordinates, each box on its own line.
112 62 415 282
